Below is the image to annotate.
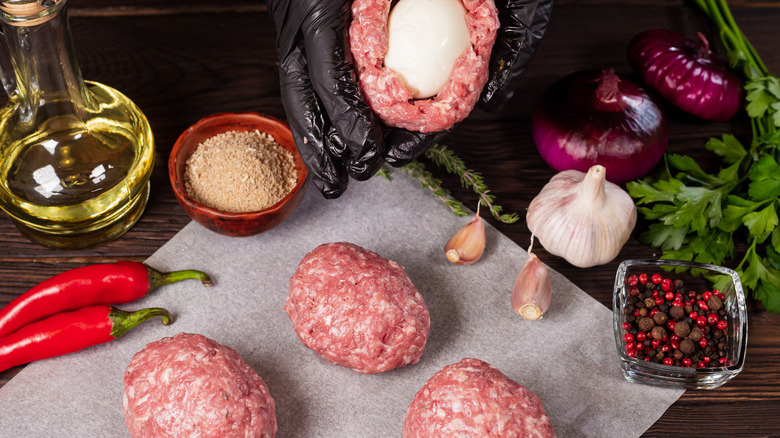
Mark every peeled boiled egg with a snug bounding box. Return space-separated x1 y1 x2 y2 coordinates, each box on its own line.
384 0 471 99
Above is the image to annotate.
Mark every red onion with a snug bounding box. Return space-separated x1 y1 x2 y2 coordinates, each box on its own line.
531 69 668 184
627 29 744 122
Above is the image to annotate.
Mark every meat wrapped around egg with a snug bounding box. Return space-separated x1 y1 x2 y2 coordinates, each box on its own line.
349 0 499 133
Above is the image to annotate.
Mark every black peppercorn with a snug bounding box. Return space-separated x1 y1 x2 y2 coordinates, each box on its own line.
680 339 695 354
669 305 685 320
708 295 723 311
674 321 691 338
643 297 656 309
637 317 655 332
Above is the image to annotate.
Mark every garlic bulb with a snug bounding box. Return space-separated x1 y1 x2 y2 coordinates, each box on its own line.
526 165 636 268
444 204 485 265
511 238 552 320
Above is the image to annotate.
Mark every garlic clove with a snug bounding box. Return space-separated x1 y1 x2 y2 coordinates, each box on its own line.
526 165 637 268
511 252 552 320
444 206 486 265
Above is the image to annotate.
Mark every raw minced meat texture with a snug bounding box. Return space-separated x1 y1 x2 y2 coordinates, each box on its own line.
349 0 499 132
123 333 277 438
403 358 556 437
286 242 430 374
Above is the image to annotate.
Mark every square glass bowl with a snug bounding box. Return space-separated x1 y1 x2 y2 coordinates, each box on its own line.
613 259 747 390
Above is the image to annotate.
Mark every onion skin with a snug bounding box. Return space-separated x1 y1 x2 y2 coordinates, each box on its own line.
532 69 668 185
627 29 744 122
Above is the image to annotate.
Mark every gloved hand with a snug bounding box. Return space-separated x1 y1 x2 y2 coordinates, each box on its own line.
267 0 553 198
480 0 554 112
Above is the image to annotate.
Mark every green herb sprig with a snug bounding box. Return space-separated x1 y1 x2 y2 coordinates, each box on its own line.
628 0 780 312
386 144 519 224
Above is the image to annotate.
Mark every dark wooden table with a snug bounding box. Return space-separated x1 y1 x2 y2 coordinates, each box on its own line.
1 0 779 436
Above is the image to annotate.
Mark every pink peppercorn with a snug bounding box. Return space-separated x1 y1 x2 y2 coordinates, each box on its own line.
661 279 673 291
661 344 671 353
703 291 712 301
626 342 635 351
639 273 648 284
699 338 708 348
718 357 728 365
664 291 674 300
651 273 663 284
707 314 719 325
663 357 673 366
622 322 632 330
683 358 692 367
624 333 635 343
717 320 727 330
667 321 676 331
636 331 647 342
696 316 707 327
655 297 665 306
697 300 709 311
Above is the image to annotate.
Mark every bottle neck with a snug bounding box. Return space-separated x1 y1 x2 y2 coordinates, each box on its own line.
1 1 89 122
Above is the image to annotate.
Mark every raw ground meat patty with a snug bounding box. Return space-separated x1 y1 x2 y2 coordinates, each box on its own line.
403 358 556 437
286 242 430 374
349 0 499 132
123 332 277 438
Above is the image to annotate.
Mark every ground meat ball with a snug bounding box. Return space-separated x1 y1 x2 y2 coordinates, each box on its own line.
123 333 277 438
349 0 499 132
286 242 430 374
403 358 556 438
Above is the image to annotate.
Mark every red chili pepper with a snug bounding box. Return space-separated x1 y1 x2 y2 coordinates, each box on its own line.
0 305 171 373
0 261 210 339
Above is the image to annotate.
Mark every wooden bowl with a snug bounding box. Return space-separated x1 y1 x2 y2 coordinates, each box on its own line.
168 112 308 237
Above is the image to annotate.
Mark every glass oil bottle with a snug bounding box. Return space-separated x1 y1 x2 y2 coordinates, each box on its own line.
0 0 155 248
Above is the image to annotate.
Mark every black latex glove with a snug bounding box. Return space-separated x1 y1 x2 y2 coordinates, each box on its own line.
267 0 553 198
480 0 554 112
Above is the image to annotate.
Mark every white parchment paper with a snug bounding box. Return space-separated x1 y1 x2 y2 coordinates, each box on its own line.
0 172 683 437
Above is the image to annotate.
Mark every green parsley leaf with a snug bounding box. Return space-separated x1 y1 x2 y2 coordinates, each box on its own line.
746 82 772 118
705 135 746 164
756 280 780 313
639 223 688 250
626 179 678 204
743 203 779 241
668 154 722 186
719 200 757 233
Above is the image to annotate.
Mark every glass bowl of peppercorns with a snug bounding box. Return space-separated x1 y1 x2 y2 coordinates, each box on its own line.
613 259 747 390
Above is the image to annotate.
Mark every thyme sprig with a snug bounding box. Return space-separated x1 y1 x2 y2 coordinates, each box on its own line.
424 145 520 224
390 144 519 224
399 159 471 217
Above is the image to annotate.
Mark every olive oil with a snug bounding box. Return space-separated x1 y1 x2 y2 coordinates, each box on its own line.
0 82 155 248
0 1 156 248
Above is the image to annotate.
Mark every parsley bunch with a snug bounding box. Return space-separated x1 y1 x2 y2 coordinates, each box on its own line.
627 0 780 312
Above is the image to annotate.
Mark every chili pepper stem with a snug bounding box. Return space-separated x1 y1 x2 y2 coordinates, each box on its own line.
109 307 173 338
147 265 213 289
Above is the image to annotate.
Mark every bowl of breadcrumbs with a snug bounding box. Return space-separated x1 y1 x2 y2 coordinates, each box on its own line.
169 112 308 236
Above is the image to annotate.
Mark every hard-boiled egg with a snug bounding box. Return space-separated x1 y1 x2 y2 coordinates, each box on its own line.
384 0 471 99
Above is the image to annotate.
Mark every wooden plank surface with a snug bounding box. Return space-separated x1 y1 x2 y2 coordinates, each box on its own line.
1 1 779 436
